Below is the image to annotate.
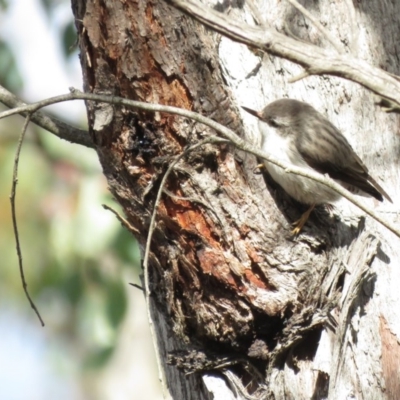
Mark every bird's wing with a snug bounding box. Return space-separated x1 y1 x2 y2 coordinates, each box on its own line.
297 126 392 203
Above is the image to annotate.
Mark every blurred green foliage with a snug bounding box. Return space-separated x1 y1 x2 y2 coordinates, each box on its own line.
62 21 78 57
0 0 144 394
0 0 8 11
0 120 141 368
38 0 79 60
0 39 23 92
0 0 164 397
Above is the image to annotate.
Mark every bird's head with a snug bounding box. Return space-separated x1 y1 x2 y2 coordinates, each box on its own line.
242 99 312 131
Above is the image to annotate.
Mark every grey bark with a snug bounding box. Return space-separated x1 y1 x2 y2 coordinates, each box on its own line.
71 0 400 399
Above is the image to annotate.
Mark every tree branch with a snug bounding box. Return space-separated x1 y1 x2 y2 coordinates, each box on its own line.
1 89 398 237
163 0 400 108
286 0 345 54
10 114 45 326
0 85 93 149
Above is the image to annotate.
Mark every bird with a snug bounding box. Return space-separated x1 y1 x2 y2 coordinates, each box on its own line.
242 99 392 234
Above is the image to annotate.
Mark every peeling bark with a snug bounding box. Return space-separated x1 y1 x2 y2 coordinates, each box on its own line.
71 0 400 399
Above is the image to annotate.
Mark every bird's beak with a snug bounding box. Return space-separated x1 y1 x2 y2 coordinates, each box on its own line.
241 106 261 119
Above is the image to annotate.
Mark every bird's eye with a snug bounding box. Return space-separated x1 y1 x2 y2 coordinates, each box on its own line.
268 118 279 128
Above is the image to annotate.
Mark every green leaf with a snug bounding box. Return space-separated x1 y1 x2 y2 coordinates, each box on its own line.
84 345 115 369
0 40 23 92
112 228 141 268
63 270 84 305
105 279 127 328
0 0 8 11
62 21 78 58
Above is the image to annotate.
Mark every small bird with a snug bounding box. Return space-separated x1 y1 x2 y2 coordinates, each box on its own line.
242 99 392 234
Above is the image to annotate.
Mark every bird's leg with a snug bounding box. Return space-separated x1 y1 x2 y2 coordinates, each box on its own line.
291 203 316 235
253 163 265 174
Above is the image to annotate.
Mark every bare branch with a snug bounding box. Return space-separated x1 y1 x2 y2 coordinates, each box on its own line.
163 0 400 107
288 70 311 83
1 89 398 237
344 0 358 54
286 0 345 54
10 114 45 326
102 204 140 235
0 85 93 149
246 0 268 28
129 282 144 292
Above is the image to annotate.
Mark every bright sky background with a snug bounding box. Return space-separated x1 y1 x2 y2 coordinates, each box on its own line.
1 0 86 121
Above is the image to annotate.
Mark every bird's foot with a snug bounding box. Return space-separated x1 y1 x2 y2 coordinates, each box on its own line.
253 163 265 174
291 204 316 235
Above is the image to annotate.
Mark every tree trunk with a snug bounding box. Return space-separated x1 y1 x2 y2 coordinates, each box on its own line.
71 0 400 399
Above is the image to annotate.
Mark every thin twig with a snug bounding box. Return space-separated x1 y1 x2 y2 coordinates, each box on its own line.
163 0 400 108
286 0 345 54
129 282 145 291
0 85 93 148
142 136 228 392
344 0 358 54
10 114 45 326
246 0 268 28
102 204 140 234
288 69 311 83
1 90 398 238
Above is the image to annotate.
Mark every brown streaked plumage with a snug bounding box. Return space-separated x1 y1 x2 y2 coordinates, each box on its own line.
242 99 392 234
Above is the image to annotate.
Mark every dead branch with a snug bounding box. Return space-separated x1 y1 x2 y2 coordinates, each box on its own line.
10 114 45 326
164 0 400 108
1 89 398 238
0 85 93 148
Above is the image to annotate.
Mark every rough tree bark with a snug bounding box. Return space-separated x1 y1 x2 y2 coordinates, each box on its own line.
71 0 400 399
